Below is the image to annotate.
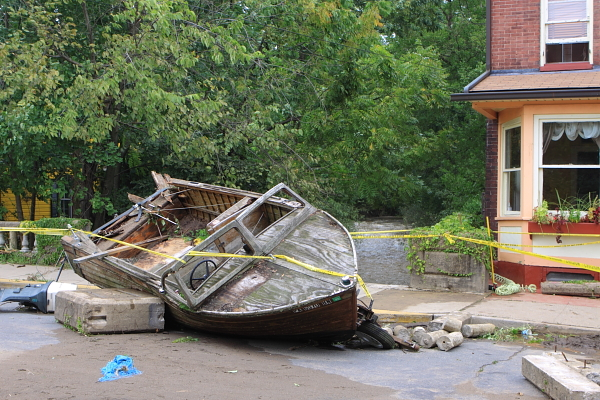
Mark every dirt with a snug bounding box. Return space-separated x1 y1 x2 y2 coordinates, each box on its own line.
541 334 600 358
1 320 396 400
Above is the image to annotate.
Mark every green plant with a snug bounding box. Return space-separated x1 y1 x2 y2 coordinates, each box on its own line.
563 279 599 284
406 213 495 274
482 326 532 342
61 315 87 335
532 200 550 224
533 194 600 225
172 336 199 343
436 268 473 277
183 229 209 243
0 218 90 266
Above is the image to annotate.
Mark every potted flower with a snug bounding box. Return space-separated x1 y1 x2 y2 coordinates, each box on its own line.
529 197 600 239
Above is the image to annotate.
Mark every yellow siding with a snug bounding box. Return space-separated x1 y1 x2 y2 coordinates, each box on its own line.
0 190 52 221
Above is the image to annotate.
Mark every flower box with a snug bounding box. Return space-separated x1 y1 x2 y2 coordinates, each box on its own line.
527 221 600 235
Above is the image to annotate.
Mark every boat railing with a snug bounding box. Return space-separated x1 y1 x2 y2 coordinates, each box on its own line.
0 221 38 253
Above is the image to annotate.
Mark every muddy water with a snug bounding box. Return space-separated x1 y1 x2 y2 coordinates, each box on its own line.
352 218 411 286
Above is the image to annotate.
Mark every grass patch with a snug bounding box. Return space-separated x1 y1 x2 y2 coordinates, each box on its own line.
482 326 533 342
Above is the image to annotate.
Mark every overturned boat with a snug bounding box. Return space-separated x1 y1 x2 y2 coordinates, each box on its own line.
61 172 375 342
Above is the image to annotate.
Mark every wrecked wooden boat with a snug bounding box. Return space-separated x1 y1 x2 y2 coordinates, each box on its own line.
61 172 361 341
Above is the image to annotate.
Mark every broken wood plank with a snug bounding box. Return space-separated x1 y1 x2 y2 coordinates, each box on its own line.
73 237 168 263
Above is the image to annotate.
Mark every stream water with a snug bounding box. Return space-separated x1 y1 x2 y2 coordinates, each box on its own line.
352 217 411 286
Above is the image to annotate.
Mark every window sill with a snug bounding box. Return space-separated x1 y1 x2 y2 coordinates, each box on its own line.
540 62 593 72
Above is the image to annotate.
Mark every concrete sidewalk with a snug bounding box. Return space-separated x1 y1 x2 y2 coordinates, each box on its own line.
0 263 95 289
1 263 599 335
364 283 600 335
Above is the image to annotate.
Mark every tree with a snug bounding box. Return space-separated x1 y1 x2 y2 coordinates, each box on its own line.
1 0 256 226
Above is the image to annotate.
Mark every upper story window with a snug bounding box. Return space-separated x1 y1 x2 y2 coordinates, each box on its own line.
541 0 592 70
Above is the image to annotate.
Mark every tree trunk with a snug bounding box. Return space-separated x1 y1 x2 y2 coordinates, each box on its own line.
14 193 23 221
29 191 37 221
441 318 463 333
436 332 464 351
462 324 496 338
422 330 449 348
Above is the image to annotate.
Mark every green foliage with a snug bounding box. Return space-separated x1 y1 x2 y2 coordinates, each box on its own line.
482 326 533 343
532 194 600 225
182 229 209 243
0 0 488 228
0 218 90 265
406 213 495 274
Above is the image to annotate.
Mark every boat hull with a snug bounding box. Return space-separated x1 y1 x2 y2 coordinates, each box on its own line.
62 232 358 342
61 174 360 341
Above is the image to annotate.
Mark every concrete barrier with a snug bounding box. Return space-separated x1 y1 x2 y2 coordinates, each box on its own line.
522 355 600 400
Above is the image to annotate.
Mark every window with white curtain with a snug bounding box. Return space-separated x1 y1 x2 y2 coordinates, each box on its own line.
542 0 592 64
541 121 600 206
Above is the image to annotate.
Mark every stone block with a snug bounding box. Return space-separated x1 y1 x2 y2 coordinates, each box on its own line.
55 289 165 334
410 251 489 294
522 355 600 400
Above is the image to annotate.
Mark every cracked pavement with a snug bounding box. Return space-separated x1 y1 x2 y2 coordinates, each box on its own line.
253 339 550 399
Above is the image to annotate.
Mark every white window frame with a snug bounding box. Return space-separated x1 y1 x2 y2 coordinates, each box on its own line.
501 119 522 216
540 0 593 65
533 114 600 207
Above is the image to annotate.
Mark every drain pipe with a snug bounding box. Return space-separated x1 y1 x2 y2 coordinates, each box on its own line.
463 0 492 93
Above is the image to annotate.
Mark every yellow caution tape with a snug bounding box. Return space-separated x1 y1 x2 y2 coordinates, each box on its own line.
501 240 600 249
351 234 438 240
352 228 600 274
0 227 69 236
497 230 600 237
188 250 371 298
73 229 185 263
350 229 412 235
447 234 600 274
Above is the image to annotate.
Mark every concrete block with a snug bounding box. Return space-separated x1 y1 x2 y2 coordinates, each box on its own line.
410 252 489 293
522 355 600 400
418 251 473 275
55 289 165 334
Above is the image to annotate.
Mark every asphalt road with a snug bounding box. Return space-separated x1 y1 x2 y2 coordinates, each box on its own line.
1 302 549 400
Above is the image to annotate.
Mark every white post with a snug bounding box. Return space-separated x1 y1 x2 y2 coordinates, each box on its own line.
20 232 30 252
0 232 5 248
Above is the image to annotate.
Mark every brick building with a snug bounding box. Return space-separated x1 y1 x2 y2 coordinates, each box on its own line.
452 0 600 285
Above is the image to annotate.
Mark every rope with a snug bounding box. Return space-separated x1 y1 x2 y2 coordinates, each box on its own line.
493 273 537 296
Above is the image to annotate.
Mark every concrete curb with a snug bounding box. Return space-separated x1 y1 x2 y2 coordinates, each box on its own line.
469 315 600 336
373 309 433 324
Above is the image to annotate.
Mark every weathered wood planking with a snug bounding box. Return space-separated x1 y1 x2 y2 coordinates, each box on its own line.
273 211 355 274
62 174 359 341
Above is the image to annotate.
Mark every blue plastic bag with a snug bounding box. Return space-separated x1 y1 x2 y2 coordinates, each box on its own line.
99 355 142 382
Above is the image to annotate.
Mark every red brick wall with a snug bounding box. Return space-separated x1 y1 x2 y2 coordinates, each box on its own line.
484 119 498 233
491 0 540 70
491 0 599 70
